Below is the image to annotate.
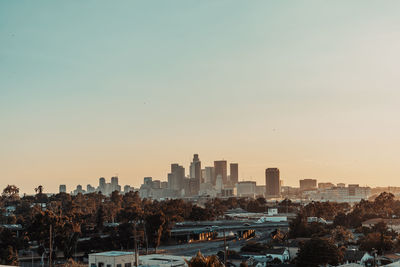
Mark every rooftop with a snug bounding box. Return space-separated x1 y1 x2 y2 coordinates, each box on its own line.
91 251 133 257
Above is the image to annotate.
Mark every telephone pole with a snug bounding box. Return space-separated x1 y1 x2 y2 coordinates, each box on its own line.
134 223 139 267
223 229 227 266
49 225 53 267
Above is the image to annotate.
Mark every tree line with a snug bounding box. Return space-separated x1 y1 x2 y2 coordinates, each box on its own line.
0 185 297 265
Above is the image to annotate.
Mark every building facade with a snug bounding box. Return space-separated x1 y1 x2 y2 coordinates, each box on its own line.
230 163 239 185
300 179 317 191
214 160 227 185
265 168 281 198
237 181 257 198
168 164 185 191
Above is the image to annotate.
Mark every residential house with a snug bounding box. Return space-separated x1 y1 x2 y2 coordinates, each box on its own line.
241 248 289 264
343 250 374 266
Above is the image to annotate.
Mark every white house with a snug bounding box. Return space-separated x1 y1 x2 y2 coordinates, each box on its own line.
242 248 289 264
267 208 278 216
265 248 290 262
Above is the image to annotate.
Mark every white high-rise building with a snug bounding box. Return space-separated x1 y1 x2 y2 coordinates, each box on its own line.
204 167 214 184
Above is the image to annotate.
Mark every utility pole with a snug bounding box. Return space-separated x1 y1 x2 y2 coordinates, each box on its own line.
223 229 227 267
134 223 139 267
49 225 52 267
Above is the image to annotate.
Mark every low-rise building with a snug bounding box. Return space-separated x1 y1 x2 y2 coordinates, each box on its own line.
303 184 371 203
89 251 135 267
343 250 373 266
237 181 257 198
267 208 278 216
89 251 187 267
241 248 290 264
139 254 187 267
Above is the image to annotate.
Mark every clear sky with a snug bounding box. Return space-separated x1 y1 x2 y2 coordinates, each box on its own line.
1 1 399 194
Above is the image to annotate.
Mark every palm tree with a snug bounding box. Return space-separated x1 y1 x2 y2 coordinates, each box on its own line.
35 185 44 195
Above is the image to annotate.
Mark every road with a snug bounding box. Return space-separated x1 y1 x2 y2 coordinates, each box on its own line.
161 230 270 257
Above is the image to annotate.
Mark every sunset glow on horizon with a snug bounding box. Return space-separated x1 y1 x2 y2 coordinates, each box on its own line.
1 1 400 194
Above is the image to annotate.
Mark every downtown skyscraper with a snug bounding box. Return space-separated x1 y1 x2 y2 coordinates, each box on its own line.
214 160 227 185
189 154 201 195
265 168 281 198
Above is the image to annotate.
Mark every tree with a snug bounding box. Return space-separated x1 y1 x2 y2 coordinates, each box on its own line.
330 226 353 246
186 251 224 267
144 212 165 252
334 212 349 227
55 218 81 259
34 185 48 203
296 238 342 267
95 205 105 232
2 185 20 201
0 246 18 266
360 232 394 255
35 185 44 195
27 210 60 256
189 205 214 221
0 227 24 265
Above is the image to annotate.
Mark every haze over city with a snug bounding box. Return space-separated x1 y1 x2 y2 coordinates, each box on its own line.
1 1 400 194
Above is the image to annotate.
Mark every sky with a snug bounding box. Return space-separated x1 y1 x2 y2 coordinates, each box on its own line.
1 1 400 194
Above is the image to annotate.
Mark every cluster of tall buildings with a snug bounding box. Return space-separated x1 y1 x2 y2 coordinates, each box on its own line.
140 154 281 199
59 155 372 204
61 176 127 196
61 153 282 200
60 161 373 204
164 155 242 198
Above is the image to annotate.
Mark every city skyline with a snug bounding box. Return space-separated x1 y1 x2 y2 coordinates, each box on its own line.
1 1 400 194
7 152 385 195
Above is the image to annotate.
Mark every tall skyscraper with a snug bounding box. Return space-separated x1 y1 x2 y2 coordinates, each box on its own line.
189 154 201 195
144 177 153 186
98 177 106 194
204 167 214 184
230 163 239 185
59 184 66 193
111 176 118 186
190 154 201 180
110 176 121 193
168 164 185 191
265 168 281 198
99 177 105 187
214 160 227 185
87 184 95 193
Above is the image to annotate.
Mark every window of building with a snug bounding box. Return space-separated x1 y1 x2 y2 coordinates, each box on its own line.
125 263 131 267
91 264 96 267
107 264 112 267
98 263 104 267
117 264 121 267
